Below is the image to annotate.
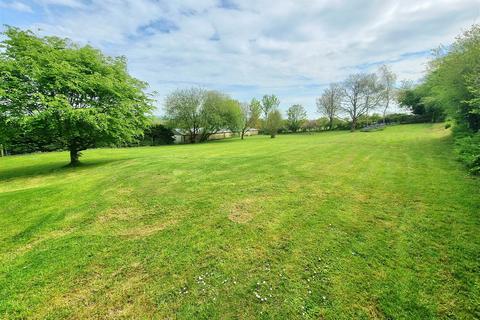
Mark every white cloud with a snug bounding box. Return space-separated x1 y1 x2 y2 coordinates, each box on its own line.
0 0 32 12
17 0 480 116
35 0 83 8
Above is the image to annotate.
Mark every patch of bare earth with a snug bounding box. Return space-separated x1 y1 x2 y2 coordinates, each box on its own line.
97 207 141 223
227 198 262 224
118 219 178 238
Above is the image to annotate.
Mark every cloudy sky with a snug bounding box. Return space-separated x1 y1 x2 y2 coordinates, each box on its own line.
1 0 479 116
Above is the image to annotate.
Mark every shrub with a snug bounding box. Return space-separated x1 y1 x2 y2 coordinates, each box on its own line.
455 133 480 175
445 123 452 129
384 113 431 124
140 123 175 146
452 125 480 175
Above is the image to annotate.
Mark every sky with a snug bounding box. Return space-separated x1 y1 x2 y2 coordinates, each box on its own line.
1 0 479 117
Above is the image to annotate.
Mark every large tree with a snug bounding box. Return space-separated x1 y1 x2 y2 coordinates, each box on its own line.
200 91 242 142
317 83 342 130
164 88 242 143
0 27 154 165
397 81 444 122
240 98 261 139
286 104 307 132
265 109 283 138
260 95 280 119
164 87 206 143
340 73 384 131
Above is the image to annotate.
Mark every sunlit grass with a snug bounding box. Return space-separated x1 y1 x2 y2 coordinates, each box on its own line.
0 124 478 319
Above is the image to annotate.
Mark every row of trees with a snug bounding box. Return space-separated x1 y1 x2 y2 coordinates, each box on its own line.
164 66 400 138
316 65 397 131
163 90 285 141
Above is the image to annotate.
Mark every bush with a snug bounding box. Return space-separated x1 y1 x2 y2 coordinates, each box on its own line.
384 113 431 124
455 133 480 175
140 124 175 146
445 123 452 129
453 125 480 175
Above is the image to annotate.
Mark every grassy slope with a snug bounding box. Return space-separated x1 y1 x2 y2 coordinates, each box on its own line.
0 124 478 319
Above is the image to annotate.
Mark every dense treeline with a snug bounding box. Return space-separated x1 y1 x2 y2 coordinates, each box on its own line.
397 25 480 174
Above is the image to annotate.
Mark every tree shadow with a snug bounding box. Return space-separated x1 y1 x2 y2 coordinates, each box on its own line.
0 158 130 181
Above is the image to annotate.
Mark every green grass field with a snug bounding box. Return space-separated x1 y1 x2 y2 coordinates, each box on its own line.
0 124 479 319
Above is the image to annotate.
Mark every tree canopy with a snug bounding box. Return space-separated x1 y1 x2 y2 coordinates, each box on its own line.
340 73 384 131
240 98 261 139
265 109 283 138
0 27 154 165
164 88 243 143
260 95 280 119
286 104 307 132
317 84 342 130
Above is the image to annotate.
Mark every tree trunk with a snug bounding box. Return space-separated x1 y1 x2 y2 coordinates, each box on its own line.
383 101 390 124
351 118 357 132
329 117 333 130
0 144 4 157
69 149 80 166
270 133 276 138
241 129 245 140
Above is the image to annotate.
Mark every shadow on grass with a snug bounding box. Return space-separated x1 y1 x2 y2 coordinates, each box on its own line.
0 158 130 181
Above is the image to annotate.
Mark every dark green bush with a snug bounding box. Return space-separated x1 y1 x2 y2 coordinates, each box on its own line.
455 133 480 175
384 113 432 124
453 125 480 175
139 123 175 146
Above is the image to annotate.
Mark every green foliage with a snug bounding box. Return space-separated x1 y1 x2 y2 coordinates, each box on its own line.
201 91 243 141
397 86 426 115
240 98 261 139
331 118 351 130
0 27 154 164
260 94 280 118
404 24 480 174
396 85 445 122
452 125 480 174
164 87 205 142
265 109 283 138
221 97 244 133
315 117 331 131
286 104 307 132
423 24 480 131
384 113 431 124
138 123 175 146
164 88 242 143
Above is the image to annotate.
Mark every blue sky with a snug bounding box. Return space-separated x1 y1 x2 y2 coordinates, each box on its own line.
1 0 479 117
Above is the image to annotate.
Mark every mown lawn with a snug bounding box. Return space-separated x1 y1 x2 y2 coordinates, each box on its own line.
0 124 479 319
